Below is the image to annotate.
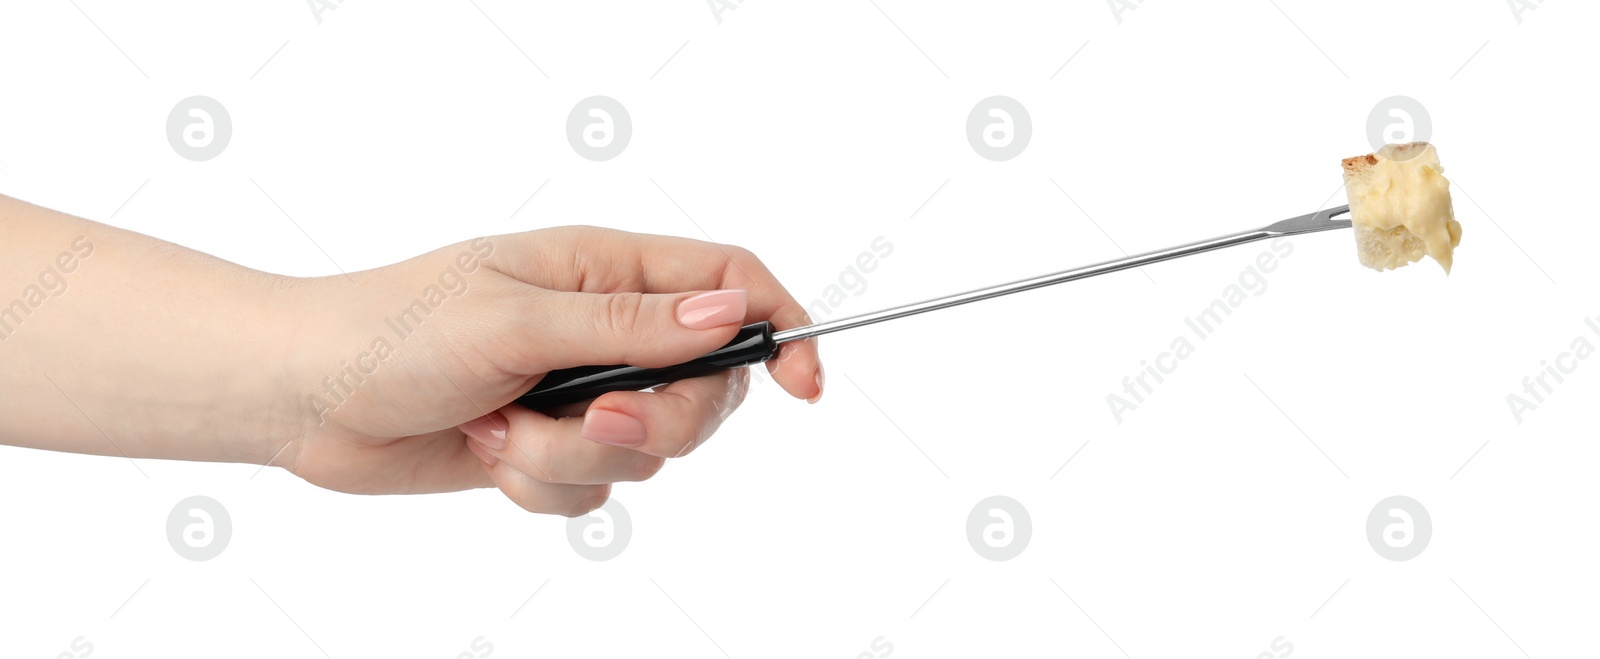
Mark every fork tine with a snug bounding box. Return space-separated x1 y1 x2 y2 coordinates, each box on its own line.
1263 205 1352 236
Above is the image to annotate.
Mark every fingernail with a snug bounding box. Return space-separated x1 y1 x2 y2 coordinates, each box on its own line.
459 411 508 450
581 408 647 446
465 437 498 466
677 289 748 330
807 362 825 404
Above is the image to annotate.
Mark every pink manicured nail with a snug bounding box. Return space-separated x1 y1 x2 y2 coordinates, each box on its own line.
465 437 498 466
459 411 509 450
581 408 647 446
677 289 748 330
807 363 825 404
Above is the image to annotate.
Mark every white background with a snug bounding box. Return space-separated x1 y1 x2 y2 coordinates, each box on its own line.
2 1 1596 657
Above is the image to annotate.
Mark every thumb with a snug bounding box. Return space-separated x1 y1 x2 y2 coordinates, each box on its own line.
514 288 749 372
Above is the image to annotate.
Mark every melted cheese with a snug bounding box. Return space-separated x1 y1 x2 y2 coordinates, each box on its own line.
1341 142 1463 274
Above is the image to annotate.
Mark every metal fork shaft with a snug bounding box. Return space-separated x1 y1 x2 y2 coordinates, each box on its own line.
772 205 1350 343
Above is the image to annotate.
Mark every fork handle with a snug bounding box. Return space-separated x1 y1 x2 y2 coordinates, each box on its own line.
514 322 780 409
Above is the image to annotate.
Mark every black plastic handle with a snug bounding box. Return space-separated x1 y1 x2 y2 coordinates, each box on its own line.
514 322 780 410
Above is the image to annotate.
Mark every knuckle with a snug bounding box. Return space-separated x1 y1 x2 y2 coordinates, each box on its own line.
602 291 645 338
722 244 757 266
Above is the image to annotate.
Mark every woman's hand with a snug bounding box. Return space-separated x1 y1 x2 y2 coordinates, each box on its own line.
0 195 821 518
278 227 824 516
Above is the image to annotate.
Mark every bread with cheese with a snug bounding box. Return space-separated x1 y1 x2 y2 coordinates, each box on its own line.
1341 142 1462 273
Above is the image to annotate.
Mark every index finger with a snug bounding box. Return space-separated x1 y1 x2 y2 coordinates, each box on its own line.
494 227 824 402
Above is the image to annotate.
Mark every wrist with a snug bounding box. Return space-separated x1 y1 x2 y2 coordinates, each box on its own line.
123 264 323 467
239 273 333 467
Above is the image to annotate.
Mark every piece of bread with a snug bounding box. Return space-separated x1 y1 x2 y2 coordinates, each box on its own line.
1341 142 1463 273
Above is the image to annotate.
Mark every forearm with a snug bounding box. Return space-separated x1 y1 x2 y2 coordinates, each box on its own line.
0 194 309 464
